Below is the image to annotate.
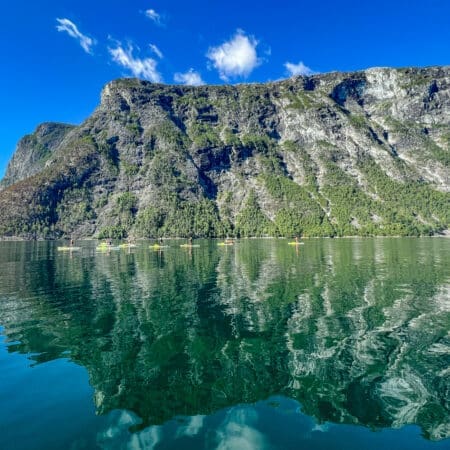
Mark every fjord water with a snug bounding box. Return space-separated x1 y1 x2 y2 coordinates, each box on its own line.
0 239 449 450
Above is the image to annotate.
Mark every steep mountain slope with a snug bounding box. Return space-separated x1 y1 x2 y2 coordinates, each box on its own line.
0 66 449 238
0 122 75 190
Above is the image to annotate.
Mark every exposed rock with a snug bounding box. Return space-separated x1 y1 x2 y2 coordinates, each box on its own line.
0 122 75 189
0 67 449 239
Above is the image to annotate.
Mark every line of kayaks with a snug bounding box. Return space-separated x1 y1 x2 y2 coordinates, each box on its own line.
58 240 305 253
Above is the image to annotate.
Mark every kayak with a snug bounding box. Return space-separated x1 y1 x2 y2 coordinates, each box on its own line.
57 246 81 251
118 243 137 249
218 242 234 246
96 246 120 251
180 244 200 248
149 244 168 249
288 242 304 245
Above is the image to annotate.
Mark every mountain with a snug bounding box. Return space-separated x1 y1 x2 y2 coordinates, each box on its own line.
0 122 75 190
0 66 449 239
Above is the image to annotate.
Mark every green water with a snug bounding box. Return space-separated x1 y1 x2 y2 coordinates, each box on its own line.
0 238 449 449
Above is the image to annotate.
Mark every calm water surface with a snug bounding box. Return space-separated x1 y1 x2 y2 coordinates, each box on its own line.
0 238 449 449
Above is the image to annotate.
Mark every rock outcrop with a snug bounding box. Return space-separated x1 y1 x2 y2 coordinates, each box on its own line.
0 122 74 189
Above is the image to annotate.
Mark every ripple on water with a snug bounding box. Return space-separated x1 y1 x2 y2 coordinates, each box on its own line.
0 238 449 449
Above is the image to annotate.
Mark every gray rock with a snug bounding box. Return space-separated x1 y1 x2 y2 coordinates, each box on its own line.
0 66 449 239
0 122 75 190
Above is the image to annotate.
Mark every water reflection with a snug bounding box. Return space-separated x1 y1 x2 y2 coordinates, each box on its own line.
0 238 449 443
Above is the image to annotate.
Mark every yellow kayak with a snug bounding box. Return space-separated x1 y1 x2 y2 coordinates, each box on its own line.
57 246 81 251
96 245 120 251
149 244 168 249
218 242 234 246
118 243 137 249
288 242 304 245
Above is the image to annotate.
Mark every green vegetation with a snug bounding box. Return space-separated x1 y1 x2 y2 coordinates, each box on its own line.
282 141 318 186
320 163 381 236
135 199 225 238
240 134 273 152
149 150 198 196
163 199 226 237
21 136 51 163
0 135 99 238
98 225 128 239
263 175 334 236
384 118 450 166
95 134 119 174
315 159 450 236
235 191 274 237
121 161 140 176
285 90 315 110
348 114 367 129
113 192 138 230
135 207 165 237
1 68 449 240
189 123 221 148
153 121 190 147
216 191 234 235
56 188 94 234
360 159 449 235
222 128 241 147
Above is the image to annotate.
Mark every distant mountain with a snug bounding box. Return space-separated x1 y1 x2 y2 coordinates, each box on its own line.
0 66 449 239
0 122 74 189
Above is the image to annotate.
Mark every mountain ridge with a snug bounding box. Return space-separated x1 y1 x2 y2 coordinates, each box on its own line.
1 66 449 239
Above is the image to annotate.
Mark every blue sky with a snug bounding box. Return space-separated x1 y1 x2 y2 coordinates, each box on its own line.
1 0 449 178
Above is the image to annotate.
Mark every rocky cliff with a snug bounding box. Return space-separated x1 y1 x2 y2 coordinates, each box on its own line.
0 66 449 238
0 122 74 189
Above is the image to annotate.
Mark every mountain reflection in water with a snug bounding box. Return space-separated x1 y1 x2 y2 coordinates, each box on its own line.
0 238 449 448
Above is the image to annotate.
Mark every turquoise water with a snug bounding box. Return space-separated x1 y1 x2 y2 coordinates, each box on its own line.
0 238 449 449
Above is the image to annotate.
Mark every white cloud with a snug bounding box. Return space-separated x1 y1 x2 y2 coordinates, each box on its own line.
174 69 205 86
149 43 163 59
215 407 268 450
109 43 162 82
145 8 161 25
176 415 205 437
206 30 261 81
56 18 95 54
284 61 314 76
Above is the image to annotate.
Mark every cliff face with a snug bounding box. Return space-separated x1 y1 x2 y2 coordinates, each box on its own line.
0 66 449 238
0 122 74 190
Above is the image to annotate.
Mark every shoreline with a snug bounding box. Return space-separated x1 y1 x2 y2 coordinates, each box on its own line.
0 234 448 242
